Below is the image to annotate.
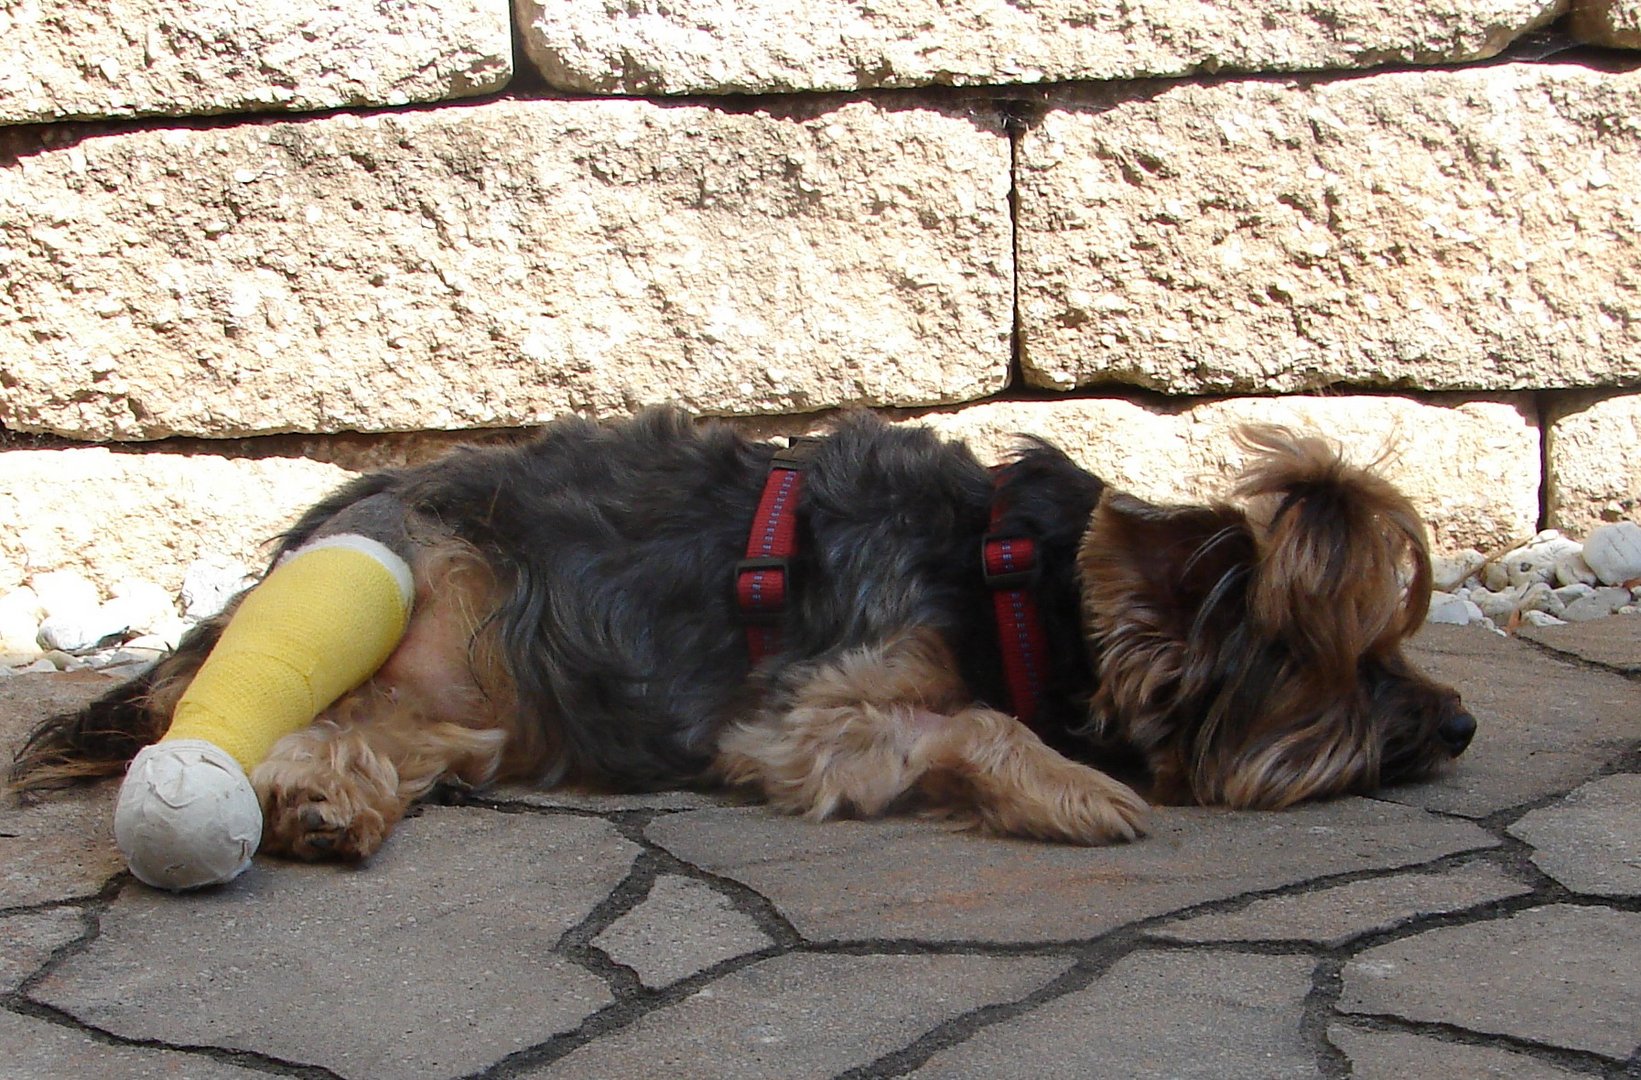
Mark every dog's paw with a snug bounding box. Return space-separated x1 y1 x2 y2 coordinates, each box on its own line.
982 761 1150 846
253 760 399 862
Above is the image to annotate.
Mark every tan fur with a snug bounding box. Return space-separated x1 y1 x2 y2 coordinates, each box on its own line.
714 630 1148 844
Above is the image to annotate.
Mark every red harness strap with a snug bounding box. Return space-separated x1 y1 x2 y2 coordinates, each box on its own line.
983 487 1049 727
735 440 817 666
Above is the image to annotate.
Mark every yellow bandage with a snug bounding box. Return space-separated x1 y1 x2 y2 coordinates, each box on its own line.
162 536 415 772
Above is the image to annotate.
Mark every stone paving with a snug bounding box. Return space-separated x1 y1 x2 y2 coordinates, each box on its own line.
1 621 1636 1080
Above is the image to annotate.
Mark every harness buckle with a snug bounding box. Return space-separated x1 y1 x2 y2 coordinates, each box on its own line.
735 555 794 624
981 533 1041 590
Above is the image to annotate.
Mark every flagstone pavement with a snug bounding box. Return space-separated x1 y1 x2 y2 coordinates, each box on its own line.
2 621 1637 1080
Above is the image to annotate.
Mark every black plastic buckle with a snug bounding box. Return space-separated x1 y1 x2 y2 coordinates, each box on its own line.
981 533 1041 590
771 435 824 468
735 556 792 623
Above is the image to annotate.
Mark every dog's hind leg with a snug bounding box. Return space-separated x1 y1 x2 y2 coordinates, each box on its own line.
251 543 519 862
715 630 1148 844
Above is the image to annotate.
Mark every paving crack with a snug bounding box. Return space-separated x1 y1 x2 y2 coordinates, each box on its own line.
4 993 345 1078
832 931 1142 1080
1330 1011 1631 1074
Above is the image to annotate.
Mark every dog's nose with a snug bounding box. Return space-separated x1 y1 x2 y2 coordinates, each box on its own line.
1437 710 1477 755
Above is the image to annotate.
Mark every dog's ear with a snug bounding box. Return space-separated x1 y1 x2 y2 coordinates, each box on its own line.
1078 492 1261 734
1080 493 1258 643
1232 426 1432 680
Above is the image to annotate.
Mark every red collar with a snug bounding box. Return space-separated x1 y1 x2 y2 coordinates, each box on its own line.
982 482 1049 728
735 440 817 666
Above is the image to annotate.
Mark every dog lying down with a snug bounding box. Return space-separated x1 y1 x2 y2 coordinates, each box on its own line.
11 409 1475 867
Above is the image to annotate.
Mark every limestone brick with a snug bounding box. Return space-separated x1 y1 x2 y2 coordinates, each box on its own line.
0 0 511 126
0 446 353 595
1018 63 1641 395
0 97 1011 440
909 394 1540 554
1545 390 1641 537
518 0 1559 96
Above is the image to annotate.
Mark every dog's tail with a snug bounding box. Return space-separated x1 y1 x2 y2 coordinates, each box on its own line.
7 613 227 798
1232 425 1432 679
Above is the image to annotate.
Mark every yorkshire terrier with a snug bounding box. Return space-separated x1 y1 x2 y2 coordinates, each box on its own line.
10 409 1475 859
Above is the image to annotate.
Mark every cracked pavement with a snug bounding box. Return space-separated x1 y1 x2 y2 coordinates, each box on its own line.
2 622 1637 1079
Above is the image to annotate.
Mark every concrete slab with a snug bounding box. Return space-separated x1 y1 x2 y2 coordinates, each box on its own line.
592 874 775 989
1 621 1636 1078
0 1008 267 1078
30 808 638 1079
1149 860 1533 948
910 950 1317 1079
1328 1023 1596 1079
0 908 86 993
1508 773 1641 897
1339 904 1641 1060
527 953 1072 1078
647 798 1497 944
1517 614 1641 675
1389 625 1640 818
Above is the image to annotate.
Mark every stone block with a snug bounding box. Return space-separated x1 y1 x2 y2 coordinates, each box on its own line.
0 446 355 595
908 394 1540 555
1546 390 1641 537
0 0 510 125
0 96 1011 440
1018 63 1641 395
518 0 1559 95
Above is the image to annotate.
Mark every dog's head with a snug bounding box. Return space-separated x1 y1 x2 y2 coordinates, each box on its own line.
1077 426 1475 809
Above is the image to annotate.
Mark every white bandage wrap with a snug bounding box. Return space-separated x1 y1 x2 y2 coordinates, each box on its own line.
114 739 262 891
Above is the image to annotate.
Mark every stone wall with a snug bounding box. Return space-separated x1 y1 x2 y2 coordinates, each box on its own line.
2 0 1639 599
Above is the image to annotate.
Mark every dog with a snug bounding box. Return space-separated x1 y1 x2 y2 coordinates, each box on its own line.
9 409 1475 860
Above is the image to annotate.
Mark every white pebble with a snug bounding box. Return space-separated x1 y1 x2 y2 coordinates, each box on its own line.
0 586 44 658
108 578 179 634
38 602 133 653
1431 549 1485 592
1562 586 1631 622
1426 591 1485 626
1553 582 1596 606
1470 588 1520 622
30 570 99 620
181 558 255 622
1553 550 1598 588
1519 609 1567 628
1581 522 1641 586
5 658 61 675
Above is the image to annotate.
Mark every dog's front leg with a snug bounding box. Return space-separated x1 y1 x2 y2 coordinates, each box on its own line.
913 705 1149 844
253 701 506 862
714 630 1148 844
